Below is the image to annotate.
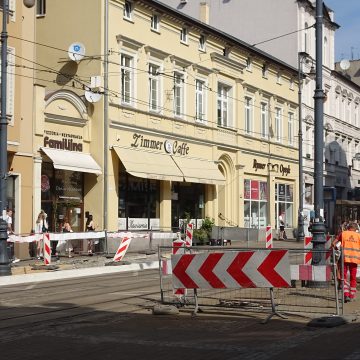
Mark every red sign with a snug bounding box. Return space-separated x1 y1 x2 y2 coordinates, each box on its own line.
172 250 291 289
251 180 259 200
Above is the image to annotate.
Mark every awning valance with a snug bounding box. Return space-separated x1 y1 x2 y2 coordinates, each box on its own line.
113 146 184 182
171 156 225 185
41 147 102 175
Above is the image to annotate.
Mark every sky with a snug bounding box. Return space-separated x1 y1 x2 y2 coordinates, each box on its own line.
325 0 360 61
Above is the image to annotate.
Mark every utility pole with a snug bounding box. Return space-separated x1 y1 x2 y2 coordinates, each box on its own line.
0 0 11 276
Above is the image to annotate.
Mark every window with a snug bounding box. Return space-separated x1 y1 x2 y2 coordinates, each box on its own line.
149 63 160 112
246 57 252 71
244 96 253 134
275 183 294 228
0 0 15 15
262 63 268 78
217 83 231 127
260 102 268 138
275 107 282 143
123 0 132 20
151 14 159 31
174 72 184 117
121 54 133 105
276 72 282 84
199 34 206 51
304 184 313 205
36 0 46 16
195 79 206 122
180 28 188 43
288 112 294 146
119 166 160 230
244 179 268 229
0 47 15 124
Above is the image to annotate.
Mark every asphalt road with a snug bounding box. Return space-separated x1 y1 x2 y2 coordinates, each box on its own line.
0 269 360 360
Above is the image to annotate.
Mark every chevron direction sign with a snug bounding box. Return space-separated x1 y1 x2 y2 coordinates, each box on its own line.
172 250 291 289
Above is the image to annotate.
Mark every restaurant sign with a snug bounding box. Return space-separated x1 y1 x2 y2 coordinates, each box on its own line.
43 130 83 152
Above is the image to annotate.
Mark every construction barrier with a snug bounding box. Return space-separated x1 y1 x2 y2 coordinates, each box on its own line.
159 246 342 320
303 234 333 265
265 225 272 249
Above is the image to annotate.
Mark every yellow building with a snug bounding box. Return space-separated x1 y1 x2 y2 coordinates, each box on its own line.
33 0 299 238
1 2 36 258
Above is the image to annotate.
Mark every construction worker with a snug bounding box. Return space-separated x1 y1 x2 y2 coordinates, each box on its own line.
336 222 360 303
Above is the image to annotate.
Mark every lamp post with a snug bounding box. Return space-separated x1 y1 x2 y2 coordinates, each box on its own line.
311 0 326 265
0 0 35 276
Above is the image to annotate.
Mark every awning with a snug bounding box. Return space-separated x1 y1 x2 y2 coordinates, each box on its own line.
41 147 102 175
171 156 225 185
113 146 184 182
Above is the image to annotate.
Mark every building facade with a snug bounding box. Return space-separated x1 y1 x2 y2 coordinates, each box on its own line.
33 0 299 239
1 2 36 258
166 0 360 234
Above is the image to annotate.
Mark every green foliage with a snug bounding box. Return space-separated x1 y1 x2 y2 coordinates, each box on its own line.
193 216 215 245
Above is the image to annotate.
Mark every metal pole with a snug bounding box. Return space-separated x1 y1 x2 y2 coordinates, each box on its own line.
311 0 326 265
297 52 306 243
0 0 11 276
103 0 109 230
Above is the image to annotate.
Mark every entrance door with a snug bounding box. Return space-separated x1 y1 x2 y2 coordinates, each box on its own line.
55 203 83 232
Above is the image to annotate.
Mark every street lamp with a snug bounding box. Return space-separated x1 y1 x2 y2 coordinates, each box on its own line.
311 0 326 266
297 51 315 243
0 0 35 276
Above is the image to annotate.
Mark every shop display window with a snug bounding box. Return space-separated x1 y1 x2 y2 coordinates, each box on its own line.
275 183 294 228
243 179 268 228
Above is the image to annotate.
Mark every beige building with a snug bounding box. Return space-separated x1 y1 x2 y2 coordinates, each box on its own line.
1 2 36 258
33 0 299 240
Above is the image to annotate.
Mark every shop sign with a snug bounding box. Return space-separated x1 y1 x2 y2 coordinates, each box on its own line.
253 159 291 176
118 218 127 230
150 218 160 230
43 130 83 152
128 218 148 230
131 133 190 156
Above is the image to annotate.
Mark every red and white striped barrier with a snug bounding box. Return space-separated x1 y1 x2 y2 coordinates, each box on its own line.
172 250 291 289
172 236 187 296
304 236 313 265
43 233 51 265
185 223 193 247
113 236 132 262
112 232 149 262
304 235 333 265
266 225 273 249
290 264 332 282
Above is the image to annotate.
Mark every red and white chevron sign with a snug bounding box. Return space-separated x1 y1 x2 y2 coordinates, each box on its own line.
172 250 291 289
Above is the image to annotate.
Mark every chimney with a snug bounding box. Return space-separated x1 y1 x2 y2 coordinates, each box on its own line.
200 2 210 24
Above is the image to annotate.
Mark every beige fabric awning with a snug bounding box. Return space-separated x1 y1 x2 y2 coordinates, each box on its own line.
171 156 225 185
113 146 184 182
41 147 102 175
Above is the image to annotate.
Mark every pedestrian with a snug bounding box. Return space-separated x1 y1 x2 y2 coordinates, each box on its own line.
85 214 96 255
335 222 360 303
62 217 74 258
5 208 18 262
278 215 285 240
35 210 48 259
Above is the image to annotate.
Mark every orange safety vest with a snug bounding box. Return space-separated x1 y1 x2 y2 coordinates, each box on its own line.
341 230 360 264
